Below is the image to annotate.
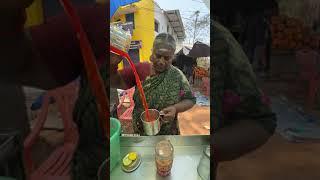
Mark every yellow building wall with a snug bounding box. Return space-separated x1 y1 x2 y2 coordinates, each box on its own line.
25 0 44 27
131 0 154 62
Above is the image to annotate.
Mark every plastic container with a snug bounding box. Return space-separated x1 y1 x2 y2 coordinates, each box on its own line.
110 118 121 172
155 140 174 177
110 24 131 53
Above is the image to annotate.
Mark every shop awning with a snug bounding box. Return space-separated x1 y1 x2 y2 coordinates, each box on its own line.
165 10 186 40
110 0 140 18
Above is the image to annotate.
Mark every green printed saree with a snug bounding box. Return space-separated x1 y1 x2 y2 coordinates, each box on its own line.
132 65 196 135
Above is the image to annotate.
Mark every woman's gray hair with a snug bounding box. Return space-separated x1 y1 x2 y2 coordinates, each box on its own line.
153 33 176 52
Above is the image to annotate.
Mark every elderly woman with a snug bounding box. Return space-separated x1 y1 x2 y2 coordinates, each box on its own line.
111 33 196 135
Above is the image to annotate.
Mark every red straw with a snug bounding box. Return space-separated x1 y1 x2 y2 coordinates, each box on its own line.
110 45 151 121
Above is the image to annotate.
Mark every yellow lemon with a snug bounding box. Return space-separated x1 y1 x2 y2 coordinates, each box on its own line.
122 156 132 166
128 152 137 161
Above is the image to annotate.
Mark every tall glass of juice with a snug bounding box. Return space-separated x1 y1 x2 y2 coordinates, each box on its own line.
155 140 174 176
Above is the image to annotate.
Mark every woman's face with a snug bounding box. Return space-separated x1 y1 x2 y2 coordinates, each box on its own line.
150 48 174 73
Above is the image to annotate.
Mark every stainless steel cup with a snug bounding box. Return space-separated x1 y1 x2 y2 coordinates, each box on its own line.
140 109 161 135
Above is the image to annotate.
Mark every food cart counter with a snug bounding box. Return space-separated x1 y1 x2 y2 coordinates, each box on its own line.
110 135 210 180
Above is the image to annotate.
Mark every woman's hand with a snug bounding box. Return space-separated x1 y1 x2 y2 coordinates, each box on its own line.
160 99 195 122
160 106 177 122
110 54 128 89
110 54 122 73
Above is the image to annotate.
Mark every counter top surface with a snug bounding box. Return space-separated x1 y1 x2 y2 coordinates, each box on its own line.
110 135 210 180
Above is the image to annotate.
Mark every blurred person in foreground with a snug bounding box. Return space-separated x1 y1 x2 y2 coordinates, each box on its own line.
212 18 277 178
1 1 108 179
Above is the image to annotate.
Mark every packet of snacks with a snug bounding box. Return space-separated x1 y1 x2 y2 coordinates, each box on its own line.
110 23 132 53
